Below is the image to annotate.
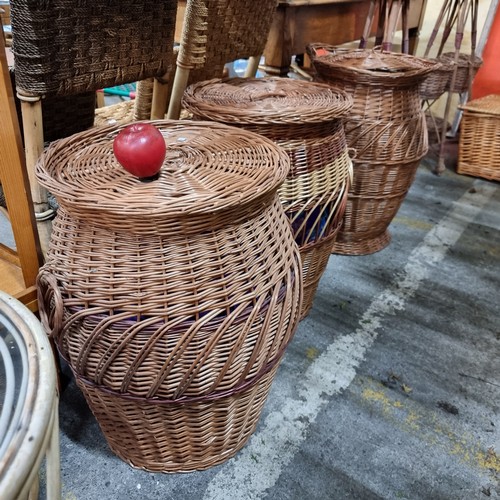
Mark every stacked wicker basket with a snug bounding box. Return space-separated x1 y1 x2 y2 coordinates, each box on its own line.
307 46 439 254
183 77 353 317
36 121 302 472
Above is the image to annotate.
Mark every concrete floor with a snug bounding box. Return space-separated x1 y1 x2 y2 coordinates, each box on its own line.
43 142 500 500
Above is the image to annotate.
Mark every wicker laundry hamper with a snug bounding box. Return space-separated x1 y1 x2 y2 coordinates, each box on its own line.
182 77 353 318
35 120 302 472
307 45 438 255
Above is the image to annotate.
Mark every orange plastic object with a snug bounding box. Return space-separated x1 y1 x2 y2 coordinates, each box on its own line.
472 6 500 99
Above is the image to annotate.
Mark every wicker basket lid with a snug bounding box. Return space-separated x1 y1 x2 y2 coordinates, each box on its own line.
459 94 500 115
182 77 353 124
307 45 440 88
35 120 290 220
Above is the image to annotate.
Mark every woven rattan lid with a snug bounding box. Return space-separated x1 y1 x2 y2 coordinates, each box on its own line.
308 45 439 88
35 120 289 220
182 77 353 124
459 94 500 115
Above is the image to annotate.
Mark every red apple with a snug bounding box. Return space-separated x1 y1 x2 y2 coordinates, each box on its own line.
113 123 166 181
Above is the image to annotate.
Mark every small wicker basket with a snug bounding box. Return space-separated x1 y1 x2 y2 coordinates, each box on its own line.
458 94 500 182
441 52 482 94
36 120 302 472
419 56 454 101
182 77 353 317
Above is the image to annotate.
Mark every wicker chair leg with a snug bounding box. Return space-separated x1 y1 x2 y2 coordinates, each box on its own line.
95 90 105 108
151 79 169 120
166 66 191 120
133 78 155 121
244 56 261 77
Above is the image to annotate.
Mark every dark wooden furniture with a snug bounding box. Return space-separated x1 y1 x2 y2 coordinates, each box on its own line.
262 0 428 75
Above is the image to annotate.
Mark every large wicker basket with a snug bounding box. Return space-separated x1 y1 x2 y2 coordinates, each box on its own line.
336 158 421 253
457 94 500 182
307 46 435 254
307 45 436 162
182 77 353 318
35 121 302 472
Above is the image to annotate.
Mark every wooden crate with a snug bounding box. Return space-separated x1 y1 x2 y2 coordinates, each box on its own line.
458 94 500 181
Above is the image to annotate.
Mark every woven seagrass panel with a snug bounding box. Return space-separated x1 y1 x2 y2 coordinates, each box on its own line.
9 68 95 142
178 0 277 83
10 0 177 97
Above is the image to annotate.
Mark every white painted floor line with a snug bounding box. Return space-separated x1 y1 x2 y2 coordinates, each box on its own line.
203 180 498 500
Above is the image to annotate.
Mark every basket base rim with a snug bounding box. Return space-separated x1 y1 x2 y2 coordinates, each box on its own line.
109 434 252 473
331 230 391 255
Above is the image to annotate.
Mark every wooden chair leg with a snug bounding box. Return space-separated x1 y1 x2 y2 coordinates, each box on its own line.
95 90 105 108
166 66 191 120
151 78 171 120
18 95 53 255
18 95 48 212
244 55 261 77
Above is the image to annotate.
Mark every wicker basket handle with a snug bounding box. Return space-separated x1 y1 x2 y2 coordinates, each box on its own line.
36 268 64 339
250 91 287 101
347 148 356 185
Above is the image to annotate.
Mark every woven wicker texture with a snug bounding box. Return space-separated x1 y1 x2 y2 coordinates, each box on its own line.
458 94 500 182
77 363 279 472
182 77 353 123
177 0 277 83
133 79 155 120
9 68 95 142
10 0 177 97
307 46 432 255
342 113 427 163
307 45 438 90
183 77 353 317
307 45 436 163
331 158 420 255
419 56 454 101
36 120 302 472
299 211 345 317
440 52 482 94
94 101 136 128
